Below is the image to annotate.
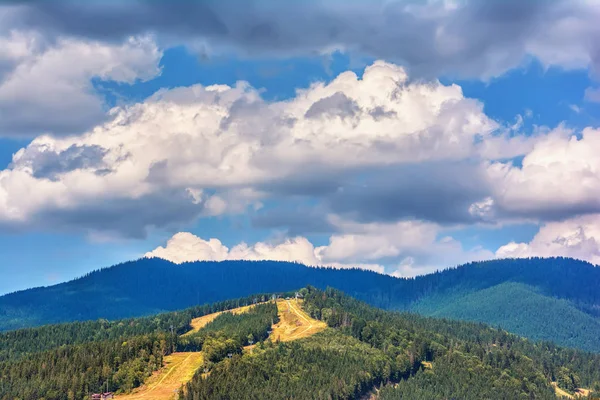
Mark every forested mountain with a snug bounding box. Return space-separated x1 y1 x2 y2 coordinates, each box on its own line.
3 287 599 400
2 257 600 352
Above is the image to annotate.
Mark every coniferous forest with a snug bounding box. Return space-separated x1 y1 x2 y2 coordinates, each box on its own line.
3 285 599 399
179 287 600 400
2 257 600 354
0 295 280 399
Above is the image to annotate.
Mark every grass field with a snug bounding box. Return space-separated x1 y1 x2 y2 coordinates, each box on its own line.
551 382 593 399
271 298 327 342
115 352 204 400
552 382 573 399
116 300 325 399
116 303 258 399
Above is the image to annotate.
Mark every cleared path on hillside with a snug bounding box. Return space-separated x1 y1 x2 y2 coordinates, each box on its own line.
116 298 326 399
271 298 327 342
115 352 203 400
115 304 255 400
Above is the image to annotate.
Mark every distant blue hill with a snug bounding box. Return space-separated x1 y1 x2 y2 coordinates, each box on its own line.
1 257 600 352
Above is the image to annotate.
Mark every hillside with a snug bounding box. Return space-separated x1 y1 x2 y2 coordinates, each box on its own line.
1 257 600 352
2 287 599 399
413 282 600 351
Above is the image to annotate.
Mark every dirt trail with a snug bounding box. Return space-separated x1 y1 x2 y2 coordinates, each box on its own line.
271 298 327 342
116 299 326 399
116 304 256 400
115 352 203 400
550 382 592 399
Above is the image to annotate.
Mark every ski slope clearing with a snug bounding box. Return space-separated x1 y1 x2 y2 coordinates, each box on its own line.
271 298 327 342
115 352 203 400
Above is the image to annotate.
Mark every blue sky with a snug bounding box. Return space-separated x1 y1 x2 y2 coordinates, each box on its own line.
1 0 600 294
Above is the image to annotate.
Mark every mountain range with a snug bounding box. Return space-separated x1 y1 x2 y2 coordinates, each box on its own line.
1 256 599 352
2 286 600 399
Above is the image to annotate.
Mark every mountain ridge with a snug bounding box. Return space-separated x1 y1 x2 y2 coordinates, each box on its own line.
1 256 600 352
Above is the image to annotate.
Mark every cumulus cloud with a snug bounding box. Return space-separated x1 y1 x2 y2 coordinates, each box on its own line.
144 232 385 273
0 31 162 136
145 211 494 277
0 61 499 237
482 126 600 221
5 0 600 80
496 215 600 265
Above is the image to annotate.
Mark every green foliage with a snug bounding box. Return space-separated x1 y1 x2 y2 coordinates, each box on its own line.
177 302 278 354
378 351 556 400
2 257 600 354
0 293 274 362
300 286 600 399
0 297 278 399
0 334 169 400
413 282 600 352
3 286 600 399
180 330 396 400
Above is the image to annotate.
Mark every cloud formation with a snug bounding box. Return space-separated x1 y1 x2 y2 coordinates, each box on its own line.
0 61 500 237
144 232 385 273
0 31 162 137
484 127 600 221
5 0 600 79
1 55 599 267
145 220 493 276
496 215 600 265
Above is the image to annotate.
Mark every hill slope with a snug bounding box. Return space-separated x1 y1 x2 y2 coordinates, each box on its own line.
413 282 600 351
2 287 600 399
1 257 600 352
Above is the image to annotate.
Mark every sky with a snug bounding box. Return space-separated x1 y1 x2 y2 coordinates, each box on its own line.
1 0 600 294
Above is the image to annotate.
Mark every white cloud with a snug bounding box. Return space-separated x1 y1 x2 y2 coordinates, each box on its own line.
145 232 230 264
145 214 494 277
0 31 162 136
483 126 600 220
496 214 600 265
0 61 498 236
6 1 600 80
316 216 440 262
145 232 385 273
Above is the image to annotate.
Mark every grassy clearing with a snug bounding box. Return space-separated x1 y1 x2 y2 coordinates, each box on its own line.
552 382 574 399
116 303 260 399
421 361 433 369
551 382 594 399
575 388 591 397
115 352 204 400
271 299 327 342
117 300 325 398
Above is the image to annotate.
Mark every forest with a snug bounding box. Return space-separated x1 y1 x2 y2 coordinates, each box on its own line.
2 286 600 399
179 286 600 399
0 296 281 399
2 257 600 353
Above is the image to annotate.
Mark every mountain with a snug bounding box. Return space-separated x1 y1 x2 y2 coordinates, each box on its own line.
1 257 600 352
1 287 599 399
